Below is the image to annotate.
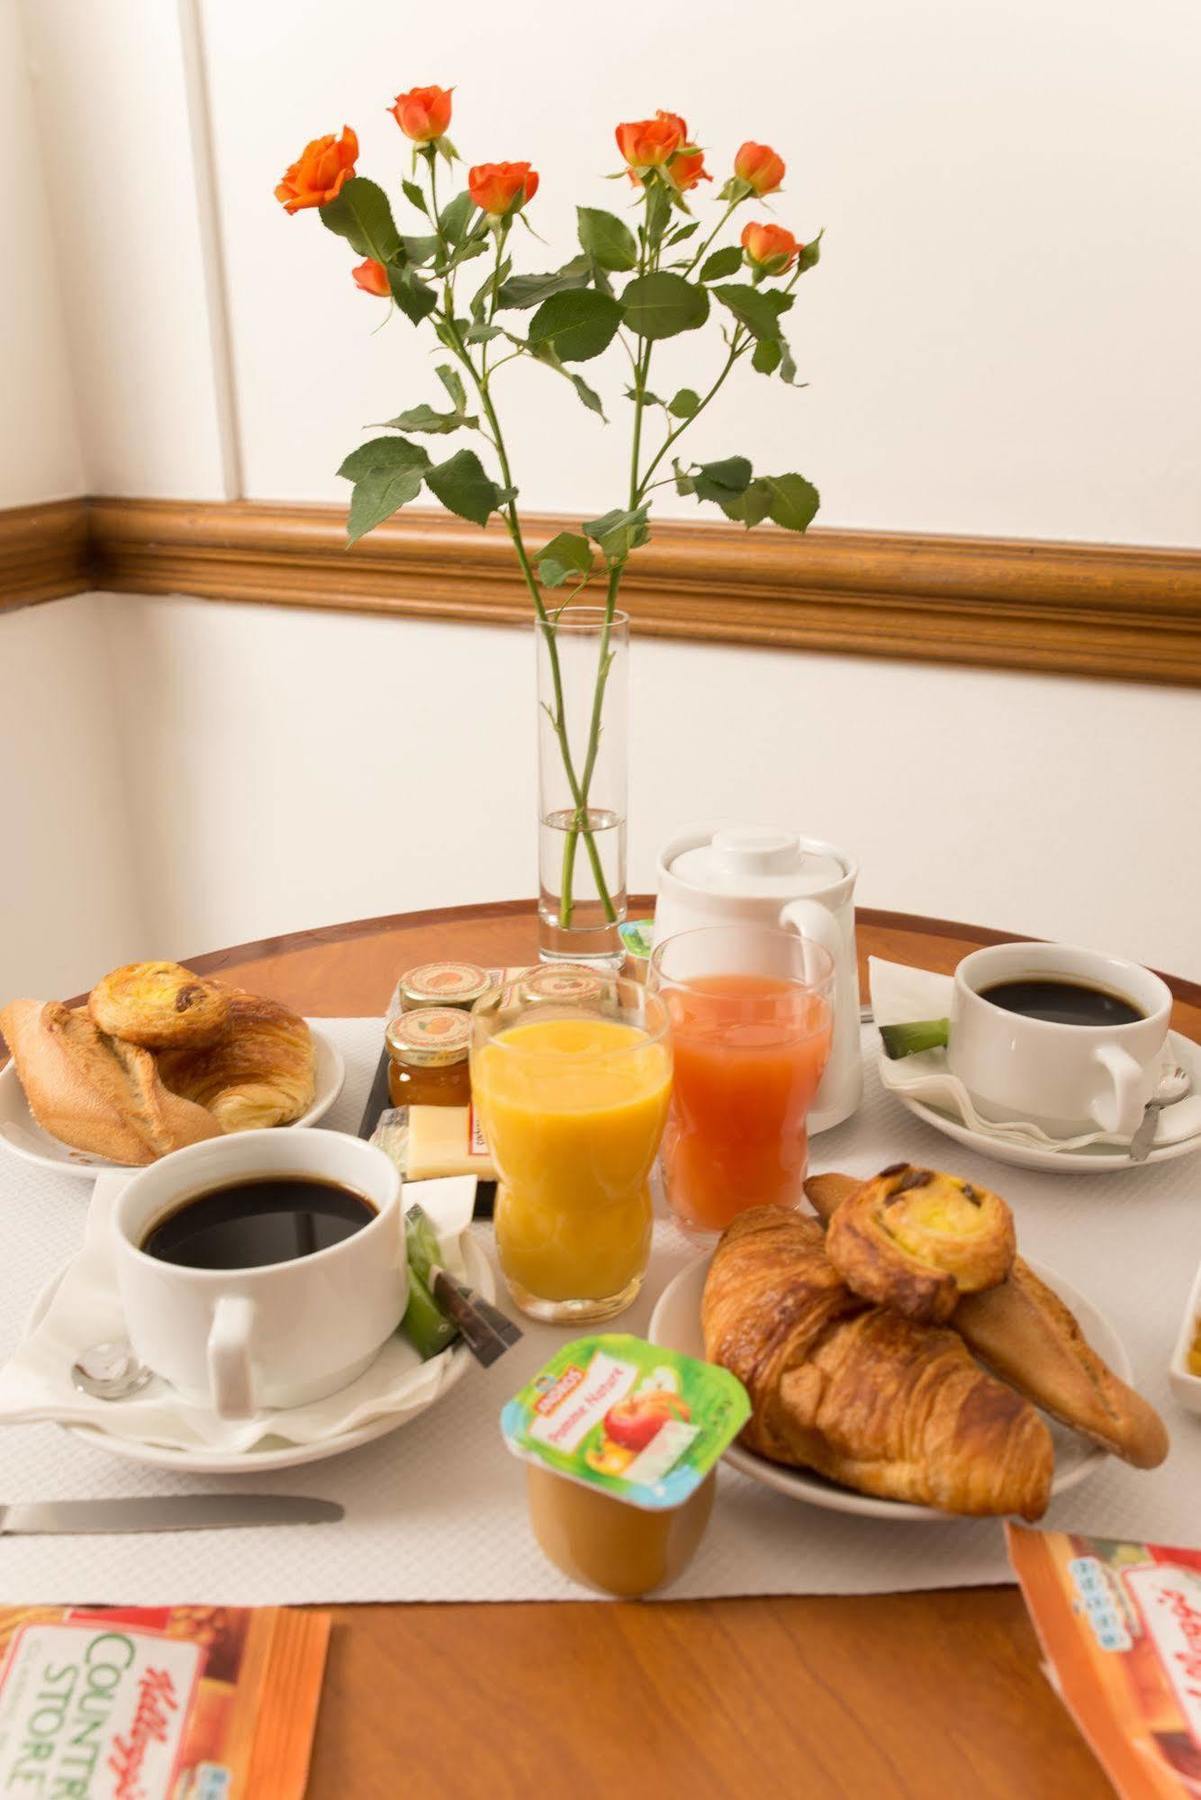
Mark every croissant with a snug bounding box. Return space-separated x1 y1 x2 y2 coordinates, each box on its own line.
703 1207 1053 1518
0 1000 222 1165
89 961 230 1049
157 990 315 1131
806 1172 1169 1470
824 1162 1015 1322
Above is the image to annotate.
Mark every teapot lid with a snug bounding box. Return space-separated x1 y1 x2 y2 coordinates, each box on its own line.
667 827 845 899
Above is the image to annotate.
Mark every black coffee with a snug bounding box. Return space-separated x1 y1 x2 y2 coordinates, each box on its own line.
141 1176 376 1270
979 977 1143 1028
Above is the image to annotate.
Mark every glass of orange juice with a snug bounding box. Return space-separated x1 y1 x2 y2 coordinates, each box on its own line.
470 972 671 1323
649 926 834 1238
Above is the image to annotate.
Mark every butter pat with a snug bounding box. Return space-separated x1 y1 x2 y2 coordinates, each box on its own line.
373 1104 496 1181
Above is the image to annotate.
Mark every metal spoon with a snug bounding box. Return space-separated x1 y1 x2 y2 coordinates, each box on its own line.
1129 1063 1191 1163
71 1340 154 1401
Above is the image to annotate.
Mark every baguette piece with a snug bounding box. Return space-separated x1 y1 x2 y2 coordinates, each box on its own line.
0 999 222 1165
805 1171 1169 1469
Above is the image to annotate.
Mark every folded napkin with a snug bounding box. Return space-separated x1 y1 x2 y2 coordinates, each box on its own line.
869 958 1201 1152
0 1172 479 1456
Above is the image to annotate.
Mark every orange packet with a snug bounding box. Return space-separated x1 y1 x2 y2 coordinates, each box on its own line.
0 1604 329 1798
1007 1524 1201 1798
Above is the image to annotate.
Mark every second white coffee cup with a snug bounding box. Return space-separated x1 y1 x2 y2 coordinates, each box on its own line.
113 1128 407 1420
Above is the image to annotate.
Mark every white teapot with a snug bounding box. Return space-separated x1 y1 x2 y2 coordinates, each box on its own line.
653 824 862 1133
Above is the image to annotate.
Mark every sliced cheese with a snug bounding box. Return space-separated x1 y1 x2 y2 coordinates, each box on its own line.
406 1104 496 1182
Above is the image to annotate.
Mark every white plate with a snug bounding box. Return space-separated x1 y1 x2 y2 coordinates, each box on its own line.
885 1028 1201 1175
648 1251 1122 1521
0 1023 345 1179
23 1232 491 1474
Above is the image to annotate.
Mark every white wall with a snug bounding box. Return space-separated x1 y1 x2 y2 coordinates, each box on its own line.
4 0 1200 1000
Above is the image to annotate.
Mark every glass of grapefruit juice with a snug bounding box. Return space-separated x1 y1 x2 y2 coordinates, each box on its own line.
649 927 834 1237
471 974 671 1322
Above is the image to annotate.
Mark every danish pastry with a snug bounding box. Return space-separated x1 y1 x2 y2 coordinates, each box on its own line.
157 990 315 1131
89 962 230 1050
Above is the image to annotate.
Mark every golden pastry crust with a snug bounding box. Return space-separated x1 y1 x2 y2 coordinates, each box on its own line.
157 990 315 1131
824 1163 1015 1323
805 1170 1169 1469
703 1208 1053 1519
89 962 230 1050
0 999 222 1164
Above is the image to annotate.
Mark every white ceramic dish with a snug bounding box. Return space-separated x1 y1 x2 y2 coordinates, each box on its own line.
0 1023 345 1178
1169 1257 1201 1417
23 1231 491 1474
648 1251 1123 1521
885 1028 1201 1175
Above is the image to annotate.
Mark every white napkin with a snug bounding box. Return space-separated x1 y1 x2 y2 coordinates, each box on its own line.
869 957 1201 1151
0 1172 478 1456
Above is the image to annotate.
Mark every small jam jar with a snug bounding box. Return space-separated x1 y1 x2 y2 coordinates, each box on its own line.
397 961 493 1013
517 965 608 1006
386 1007 472 1108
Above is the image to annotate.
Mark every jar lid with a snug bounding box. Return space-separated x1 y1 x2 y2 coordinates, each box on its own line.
667 826 845 900
386 1007 472 1067
518 965 608 1005
398 961 492 1007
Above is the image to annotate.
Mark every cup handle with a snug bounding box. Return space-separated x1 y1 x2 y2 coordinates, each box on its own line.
207 1296 257 1421
1092 1043 1148 1137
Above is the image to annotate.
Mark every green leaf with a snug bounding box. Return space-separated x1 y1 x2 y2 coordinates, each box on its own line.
402 178 429 217
319 178 401 263
337 435 430 482
424 449 503 526
752 337 782 375
712 283 792 341
667 388 701 420
692 456 753 503
620 272 709 341
346 465 424 542
496 257 592 309
778 337 801 385
667 221 701 247
584 505 650 563
527 341 609 420
698 245 744 283
387 265 438 325
402 233 439 265
536 530 595 589
464 322 503 342
764 473 820 532
436 365 468 411
438 191 476 245
625 385 664 407
672 458 696 496
567 372 606 419
720 477 774 528
528 288 622 362
379 402 477 435
577 206 638 272
644 181 671 243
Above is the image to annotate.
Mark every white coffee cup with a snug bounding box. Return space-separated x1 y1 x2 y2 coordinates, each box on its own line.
948 942 1172 1138
114 1128 407 1420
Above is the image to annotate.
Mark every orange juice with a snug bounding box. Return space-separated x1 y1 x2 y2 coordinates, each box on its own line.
472 1017 671 1311
661 974 831 1232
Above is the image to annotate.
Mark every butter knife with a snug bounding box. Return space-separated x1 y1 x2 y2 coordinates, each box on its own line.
0 1495 344 1535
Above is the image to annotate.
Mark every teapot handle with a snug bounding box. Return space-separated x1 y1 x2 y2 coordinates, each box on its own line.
778 897 842 971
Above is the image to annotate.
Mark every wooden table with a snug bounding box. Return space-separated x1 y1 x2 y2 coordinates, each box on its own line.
192 902 1201 1800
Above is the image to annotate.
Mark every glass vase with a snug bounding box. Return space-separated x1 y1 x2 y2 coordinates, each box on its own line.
536 605 629 966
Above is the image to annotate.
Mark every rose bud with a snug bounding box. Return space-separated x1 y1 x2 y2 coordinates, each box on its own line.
734 141 786 197
274 126 359 214
352 258 390 297
741 219 800 275
388 85 454 144
615 111 687 170
467 161 540 216
668 145 711 192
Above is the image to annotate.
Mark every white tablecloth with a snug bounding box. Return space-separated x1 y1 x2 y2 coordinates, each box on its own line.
0 1019 1198 1604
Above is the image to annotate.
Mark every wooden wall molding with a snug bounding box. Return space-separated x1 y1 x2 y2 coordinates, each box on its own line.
0 498 90 608
4 494 1200 685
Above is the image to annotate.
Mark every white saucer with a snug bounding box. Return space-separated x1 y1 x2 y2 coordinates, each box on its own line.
886 1028 1201 1174
23 1231 491 1474
648 1251 1121 1522
0 1023 345 1179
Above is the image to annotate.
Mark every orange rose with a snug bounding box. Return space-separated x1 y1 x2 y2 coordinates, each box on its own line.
388 85 453 144
352 258 390 297
734 141 786 196
668 146 711 192
274 126 358 214
615 111 687 170
741 220 800 274
467 161 539 216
